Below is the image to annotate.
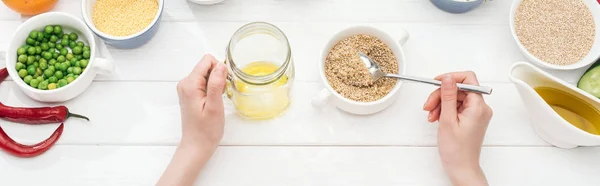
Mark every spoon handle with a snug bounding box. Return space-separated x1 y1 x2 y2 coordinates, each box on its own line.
385 74 493 95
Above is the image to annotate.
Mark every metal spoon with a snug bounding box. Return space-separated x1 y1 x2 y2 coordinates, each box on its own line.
359 52 493 95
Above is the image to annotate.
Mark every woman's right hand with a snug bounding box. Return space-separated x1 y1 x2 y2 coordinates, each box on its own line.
423 72 493 186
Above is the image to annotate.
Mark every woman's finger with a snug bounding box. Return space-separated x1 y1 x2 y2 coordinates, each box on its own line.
435 71 480 85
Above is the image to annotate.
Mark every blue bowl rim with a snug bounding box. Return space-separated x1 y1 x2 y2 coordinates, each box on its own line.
80 0 164 40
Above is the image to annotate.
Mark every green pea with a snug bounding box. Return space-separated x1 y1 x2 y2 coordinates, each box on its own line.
42 52 52 60
68 41 76 49
15 62 25 71
50 35 58 43
53 63 60 70
23 75 33 84
30 79 40 88
27 56 35 64
53 25 62 35
60 38 69 46
60 62 69 71
43 38 49 43
52 52 59 59
75 55 83 60
34 41 40 46
38 80 49 90
69 58 77 65
66 74 73 77
56 44 63 50
66 76 74 84
44 68 54 77
57 55 66 62
54 71 64 79
18 55 27 63
27 66 36 75
36 76 43 82
35 55 41 61
48 66 55 72
72 67 82 75
44 25 54 34
18 69 28 78
27 47 36 55
26 38 35 45
48 76 58 84
48 42 55 49
36 33 44 41
73 75 79 79
29 30 38 39
17 47 26 55
66 53 74 60
49 59 57 65
75 61 81 68
60 48 68 56
83 51 90 59
69 33 78 41
58 79 68 87
41 43 49 51
48 83 57 90
35 46 42 54
66 67 73 74
39 59 48 70
83 46 90 51
76 41 84 47
33 74 39 79
72 46 82 55
33 62 39 68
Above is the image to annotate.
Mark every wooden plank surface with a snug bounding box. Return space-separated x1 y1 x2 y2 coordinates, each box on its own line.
0 0 598 185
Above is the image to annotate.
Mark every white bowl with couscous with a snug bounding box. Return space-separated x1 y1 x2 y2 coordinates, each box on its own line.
81 0 164 49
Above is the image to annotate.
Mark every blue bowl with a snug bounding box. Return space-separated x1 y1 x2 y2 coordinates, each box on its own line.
431 0 484 14
81 0 164 49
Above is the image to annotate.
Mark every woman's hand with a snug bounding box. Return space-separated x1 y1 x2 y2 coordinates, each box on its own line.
157 54 227 186
177 54 227 150
423 72 493 186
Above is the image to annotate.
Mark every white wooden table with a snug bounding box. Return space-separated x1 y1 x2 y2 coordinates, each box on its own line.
1 0 600 185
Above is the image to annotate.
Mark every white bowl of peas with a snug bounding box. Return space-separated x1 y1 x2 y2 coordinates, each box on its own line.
3 12 115 102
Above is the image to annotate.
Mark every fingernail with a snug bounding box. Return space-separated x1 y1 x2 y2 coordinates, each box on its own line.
427 112 433 120
442 74 453 88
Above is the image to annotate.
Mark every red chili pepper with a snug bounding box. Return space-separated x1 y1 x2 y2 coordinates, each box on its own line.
0 68 7 83
0 102 89 124
0 123 63 158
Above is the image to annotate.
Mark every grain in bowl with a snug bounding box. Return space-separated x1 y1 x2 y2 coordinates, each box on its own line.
514 0 596 66
325 34 399 102
92 0 159 37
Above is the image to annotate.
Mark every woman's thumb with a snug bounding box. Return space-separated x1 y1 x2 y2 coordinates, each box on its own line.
439 74 458 124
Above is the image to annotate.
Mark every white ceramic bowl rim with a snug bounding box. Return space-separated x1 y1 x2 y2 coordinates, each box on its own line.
319 25 407 106
81 0 164 40
7 12 97 95
509 0 600 70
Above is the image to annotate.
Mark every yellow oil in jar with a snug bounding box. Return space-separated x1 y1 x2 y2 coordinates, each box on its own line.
535 87 600 135
230 61 290 119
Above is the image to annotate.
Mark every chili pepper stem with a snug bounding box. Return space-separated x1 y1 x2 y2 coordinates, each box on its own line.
68 112 90 121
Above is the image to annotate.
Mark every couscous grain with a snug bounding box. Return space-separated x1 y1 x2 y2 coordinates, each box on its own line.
92 0 158 37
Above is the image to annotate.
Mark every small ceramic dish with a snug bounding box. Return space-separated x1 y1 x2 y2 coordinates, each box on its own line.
312 26 409 115
2 12 115 102
81 0 164 49
509 0 600 70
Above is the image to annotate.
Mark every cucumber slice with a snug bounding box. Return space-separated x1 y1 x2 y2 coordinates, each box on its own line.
578 65 600 98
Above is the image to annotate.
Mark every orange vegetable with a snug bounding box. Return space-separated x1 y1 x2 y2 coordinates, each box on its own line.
2 0 58 16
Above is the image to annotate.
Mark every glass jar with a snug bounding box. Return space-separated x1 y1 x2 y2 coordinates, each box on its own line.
225 22 295 120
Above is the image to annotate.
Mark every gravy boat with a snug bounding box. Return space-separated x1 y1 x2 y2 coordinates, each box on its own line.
509 62 600 148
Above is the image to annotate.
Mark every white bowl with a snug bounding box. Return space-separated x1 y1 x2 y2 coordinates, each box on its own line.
312 26 409 115
509 0 600 70
2 12 114 102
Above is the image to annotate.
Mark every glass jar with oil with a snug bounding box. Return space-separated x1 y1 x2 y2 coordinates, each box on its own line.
225 22 294 120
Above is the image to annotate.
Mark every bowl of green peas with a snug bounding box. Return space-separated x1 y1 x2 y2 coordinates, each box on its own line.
3 12 115 102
